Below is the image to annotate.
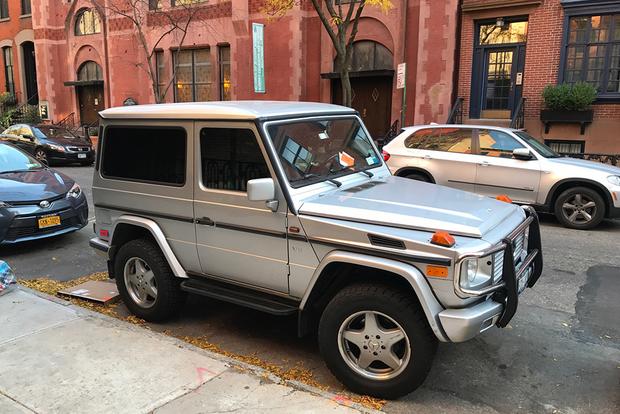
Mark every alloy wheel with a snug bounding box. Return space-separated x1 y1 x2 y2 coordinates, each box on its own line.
123 257 158 308
35 150 47 164
338 310 411 381
561 193 598 225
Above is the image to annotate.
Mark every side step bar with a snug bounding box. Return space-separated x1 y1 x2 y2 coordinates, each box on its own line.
180 278 299 316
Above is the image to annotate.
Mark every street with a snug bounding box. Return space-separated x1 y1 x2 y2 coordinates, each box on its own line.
1 166 619 413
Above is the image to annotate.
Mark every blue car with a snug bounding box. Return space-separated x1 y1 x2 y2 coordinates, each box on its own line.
0 142 88 244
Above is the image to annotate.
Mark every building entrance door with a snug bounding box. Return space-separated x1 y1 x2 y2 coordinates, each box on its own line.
78 85 104 125
21 41 38 105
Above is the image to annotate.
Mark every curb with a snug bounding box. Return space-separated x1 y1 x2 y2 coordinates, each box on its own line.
16 285 384 414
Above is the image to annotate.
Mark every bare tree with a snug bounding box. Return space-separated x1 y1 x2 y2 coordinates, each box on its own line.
263 0 393 107
92 0 205 103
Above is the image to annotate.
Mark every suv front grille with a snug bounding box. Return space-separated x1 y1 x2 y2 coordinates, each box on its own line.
5 216 80 241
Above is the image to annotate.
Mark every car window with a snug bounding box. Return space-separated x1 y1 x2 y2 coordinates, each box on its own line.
404 128 472 154
101 126 187 186
200 128 270 192
18 126 31 136
4 126 17 135
477 129 525 158
0 143 43 173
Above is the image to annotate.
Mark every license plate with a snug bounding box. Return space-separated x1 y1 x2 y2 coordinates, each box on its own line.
78 153 87 159
38 215 61 229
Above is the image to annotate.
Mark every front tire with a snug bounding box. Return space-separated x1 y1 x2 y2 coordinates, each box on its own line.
318 283 437 399
554 186 605 230
34 148 49 165
402 172 431 183
114 238 185 321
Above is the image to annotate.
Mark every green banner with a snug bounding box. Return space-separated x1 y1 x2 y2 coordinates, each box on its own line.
252 23 265 94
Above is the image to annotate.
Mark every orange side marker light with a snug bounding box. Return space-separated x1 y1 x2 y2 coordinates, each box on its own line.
426 265 449 278
431 231 455 247
496 194 513 203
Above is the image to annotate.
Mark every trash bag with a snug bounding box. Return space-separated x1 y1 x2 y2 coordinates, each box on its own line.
0 260 16 293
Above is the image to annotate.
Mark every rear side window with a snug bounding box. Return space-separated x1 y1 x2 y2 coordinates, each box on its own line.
101 126 186 186
404 128 472 154
200 128 270 192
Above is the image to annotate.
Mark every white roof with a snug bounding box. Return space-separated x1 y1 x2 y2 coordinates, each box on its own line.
402 124 519 132
99 101 356 120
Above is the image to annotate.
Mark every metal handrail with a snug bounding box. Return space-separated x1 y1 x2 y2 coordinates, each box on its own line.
510 97 526 129
446 97 464 124
55 112 76 131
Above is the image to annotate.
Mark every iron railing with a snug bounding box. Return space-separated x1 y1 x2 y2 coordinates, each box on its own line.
446 97 464 124
375 119 400 149
55 112 77 132
510 97 526 129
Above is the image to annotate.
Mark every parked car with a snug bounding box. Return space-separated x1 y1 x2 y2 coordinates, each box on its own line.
89 102 543 399
0 124 95 166
0 143 88 244
383 125 620 230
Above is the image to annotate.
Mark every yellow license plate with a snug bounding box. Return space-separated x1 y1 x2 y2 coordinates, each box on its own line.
38 215 61 229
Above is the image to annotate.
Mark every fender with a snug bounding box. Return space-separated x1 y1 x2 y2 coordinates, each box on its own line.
544 178 613 215
300 251 450 342
112 215 189 278
393 166 436 183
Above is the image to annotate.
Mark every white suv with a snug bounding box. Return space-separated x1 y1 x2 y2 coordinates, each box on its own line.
383 125 620 229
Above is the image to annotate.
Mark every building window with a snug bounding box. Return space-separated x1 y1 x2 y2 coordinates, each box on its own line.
544 139 585 154
0 0 8 19
563 14 620 96
149 0 162 10
478 21 528 45
218 45 231 100
172 0 207 6
75 9 102 36
21 0 31 15
155 51 167 101
3 47 14 97
77 61 103 81
174 48 212 102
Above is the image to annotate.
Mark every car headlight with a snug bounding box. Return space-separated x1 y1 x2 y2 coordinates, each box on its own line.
47 143 66 152
66 183 82 199
459 258 493 290
607 175 620 186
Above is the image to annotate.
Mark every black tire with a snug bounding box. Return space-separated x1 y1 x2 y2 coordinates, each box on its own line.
114 238 185 321
318 283 437 399
34 148 49 165
554 186 605 230
403 172 431 183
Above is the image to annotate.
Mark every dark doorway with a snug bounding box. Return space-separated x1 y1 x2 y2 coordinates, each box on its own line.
77 85 104 125
332 76 393 139
21 41 38 105
470 19 527 119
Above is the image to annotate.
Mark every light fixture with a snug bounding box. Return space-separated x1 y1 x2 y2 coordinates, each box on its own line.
496 17 505 28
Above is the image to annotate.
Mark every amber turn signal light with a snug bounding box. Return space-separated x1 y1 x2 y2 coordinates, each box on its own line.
426 265 449 278
430 231 455 247
496 194 513 203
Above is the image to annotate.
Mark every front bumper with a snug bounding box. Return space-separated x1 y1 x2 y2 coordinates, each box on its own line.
48 148 95 164
439 207 543 342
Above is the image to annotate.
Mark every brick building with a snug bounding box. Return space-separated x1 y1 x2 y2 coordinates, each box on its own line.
457 0 620 153
0 0 37 105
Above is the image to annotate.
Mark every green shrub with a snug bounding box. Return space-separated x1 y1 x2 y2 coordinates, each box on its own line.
542 82 597 111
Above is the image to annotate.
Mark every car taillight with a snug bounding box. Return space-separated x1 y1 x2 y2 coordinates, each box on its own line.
382 150 391 161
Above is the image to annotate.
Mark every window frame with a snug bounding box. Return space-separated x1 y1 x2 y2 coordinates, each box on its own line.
0 0 8 19
74 8 102 36
155 50 166 101
100 125 188 187
218 44 231 101
21 0 31 16
2 46 14 97
173 48 212 103
544 139 585 154
559 4 620 102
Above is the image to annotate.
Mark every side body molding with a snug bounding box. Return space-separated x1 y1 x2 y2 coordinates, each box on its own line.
300 251 449 342
112 215 189 278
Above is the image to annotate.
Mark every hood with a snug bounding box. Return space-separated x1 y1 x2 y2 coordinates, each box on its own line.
299 176 523 238
45 136 90 147
547 156 620 175
0 168 73 203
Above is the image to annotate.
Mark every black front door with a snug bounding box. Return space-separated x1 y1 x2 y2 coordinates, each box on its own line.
78 85 104 125
22 42 38 105
480 46 525 119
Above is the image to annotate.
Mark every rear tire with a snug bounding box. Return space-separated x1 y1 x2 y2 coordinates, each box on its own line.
554 186 605 230
318 283 437 399
114 238 185 321
402 172 431 183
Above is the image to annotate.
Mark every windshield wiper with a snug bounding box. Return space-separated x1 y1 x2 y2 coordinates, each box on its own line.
290 173 342 187
360 170 374 178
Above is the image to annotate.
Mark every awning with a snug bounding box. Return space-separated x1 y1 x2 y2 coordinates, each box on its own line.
63 80 104 87
320 69 394 79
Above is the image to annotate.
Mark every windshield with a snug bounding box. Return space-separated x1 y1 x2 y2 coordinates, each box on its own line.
33 126 79 140
514 131 560 158
0 144 43 173
267 117 381 187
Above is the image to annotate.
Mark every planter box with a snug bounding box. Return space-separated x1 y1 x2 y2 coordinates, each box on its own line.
540 109 593 134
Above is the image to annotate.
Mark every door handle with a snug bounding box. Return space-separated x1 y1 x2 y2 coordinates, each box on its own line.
479 161 490 167
195 217 215 226
423 155 432 160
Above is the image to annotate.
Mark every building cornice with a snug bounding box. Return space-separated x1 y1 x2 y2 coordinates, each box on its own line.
462 0 542 12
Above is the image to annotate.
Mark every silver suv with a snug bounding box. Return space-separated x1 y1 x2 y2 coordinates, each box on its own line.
383 124 620 229
89 102 543 399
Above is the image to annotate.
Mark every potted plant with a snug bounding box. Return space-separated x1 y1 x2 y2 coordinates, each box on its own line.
540 82 597 134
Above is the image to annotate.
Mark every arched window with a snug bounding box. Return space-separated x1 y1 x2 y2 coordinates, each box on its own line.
78 61 103 81
75 9 102 36
334 40 394 72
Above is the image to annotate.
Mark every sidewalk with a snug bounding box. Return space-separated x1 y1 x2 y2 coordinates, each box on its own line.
0 287 366 414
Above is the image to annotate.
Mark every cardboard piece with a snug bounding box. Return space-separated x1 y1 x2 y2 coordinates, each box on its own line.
58 280 119 304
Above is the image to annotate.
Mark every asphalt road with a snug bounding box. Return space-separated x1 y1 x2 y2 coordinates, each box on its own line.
1 165 619 412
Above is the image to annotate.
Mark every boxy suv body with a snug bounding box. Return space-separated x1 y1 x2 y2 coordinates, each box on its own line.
90 102 543 398
383 124 620 229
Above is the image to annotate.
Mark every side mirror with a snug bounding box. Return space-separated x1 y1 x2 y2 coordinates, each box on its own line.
22 134 34 141
513 148 533 160
247 178 278 210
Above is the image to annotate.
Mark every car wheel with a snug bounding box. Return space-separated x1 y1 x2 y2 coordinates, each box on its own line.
34 149 48 165
554 186 605 230
403 172 431 183
114 238 185 321
318 283 437 399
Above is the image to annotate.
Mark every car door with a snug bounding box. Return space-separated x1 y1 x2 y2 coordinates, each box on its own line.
16 125 36 154
193 122 290 293
474 128 541 203
402 127 478 192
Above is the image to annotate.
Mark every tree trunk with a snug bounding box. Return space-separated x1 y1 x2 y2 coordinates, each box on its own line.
337 53 352 107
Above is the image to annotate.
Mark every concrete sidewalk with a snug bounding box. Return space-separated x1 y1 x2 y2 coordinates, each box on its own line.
0 287 366 414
